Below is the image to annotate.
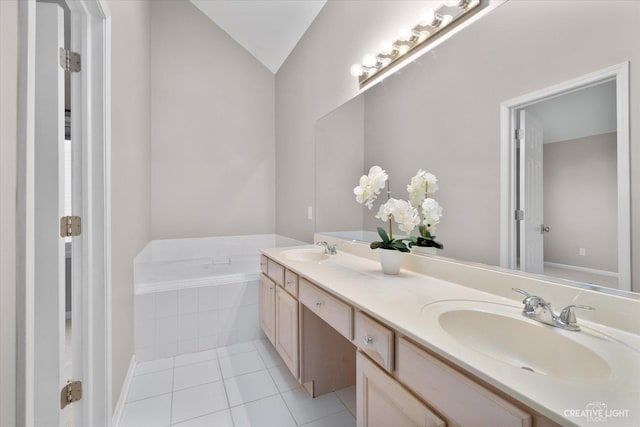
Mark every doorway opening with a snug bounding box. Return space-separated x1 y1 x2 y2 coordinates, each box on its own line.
500 63 630 291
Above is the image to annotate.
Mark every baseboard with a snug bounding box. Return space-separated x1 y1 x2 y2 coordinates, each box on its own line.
112 354 136 427
544 261 619 278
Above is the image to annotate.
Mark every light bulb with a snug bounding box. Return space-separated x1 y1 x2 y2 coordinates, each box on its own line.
441 14 454 26
397 27 413 41
350 64 364 77
445 0 463 6
379 40 394 55
419 9 436 26
362 54 377 67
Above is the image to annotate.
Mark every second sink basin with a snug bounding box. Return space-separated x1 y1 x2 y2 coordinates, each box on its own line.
423 301 612 381
282 248 329 263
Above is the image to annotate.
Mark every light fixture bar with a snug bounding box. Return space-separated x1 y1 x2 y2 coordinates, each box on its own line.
350 0 486 88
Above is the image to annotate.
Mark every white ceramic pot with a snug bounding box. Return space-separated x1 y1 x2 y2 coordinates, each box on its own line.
411 246 437 256
379 249 403 275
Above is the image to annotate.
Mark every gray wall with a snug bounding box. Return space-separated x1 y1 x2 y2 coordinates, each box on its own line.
543 133 617 272
315 95 365 233
108 0 152 409
0 1 18 424
279 0 640 291
150 0 275 239
276 1 433 243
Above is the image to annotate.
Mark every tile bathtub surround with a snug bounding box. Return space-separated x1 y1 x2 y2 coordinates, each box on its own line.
134 234 307 362
119 340 356 427
135 281 262 361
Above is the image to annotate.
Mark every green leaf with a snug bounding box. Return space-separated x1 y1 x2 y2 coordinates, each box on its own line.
377 227 390 244
370 241 384 250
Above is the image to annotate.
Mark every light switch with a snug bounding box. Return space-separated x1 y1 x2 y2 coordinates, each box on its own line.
579 248 586 256
307 206 313 220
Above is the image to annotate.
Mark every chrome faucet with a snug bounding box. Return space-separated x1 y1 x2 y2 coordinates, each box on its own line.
315 241 337 255
512 288 594 331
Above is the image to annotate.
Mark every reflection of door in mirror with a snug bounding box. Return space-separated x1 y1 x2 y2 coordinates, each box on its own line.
509 77 624 289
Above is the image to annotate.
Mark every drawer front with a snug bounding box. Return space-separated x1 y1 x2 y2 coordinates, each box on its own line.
299 278 353 340
354 311 394 372
260 255 268 274
267 258 284 286
284 269 299 298
398 338 532 427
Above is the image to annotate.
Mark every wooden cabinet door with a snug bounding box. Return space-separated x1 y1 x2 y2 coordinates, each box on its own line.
275 286 299 378
260 274 276 345
357 352 444 427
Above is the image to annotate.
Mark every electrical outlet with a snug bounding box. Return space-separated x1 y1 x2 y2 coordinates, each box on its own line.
579 248 586 256
307 206 313 220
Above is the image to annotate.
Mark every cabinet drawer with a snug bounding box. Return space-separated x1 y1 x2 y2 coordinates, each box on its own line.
354 311 394 372
267 258 284 286
284 269 299 298
260 255 268 274
299 278 352 340
398 338 532 426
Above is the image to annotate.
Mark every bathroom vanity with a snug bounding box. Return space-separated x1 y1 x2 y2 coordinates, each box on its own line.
260 238 640 427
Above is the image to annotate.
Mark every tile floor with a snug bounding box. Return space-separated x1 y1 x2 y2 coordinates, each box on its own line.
120 339 356 427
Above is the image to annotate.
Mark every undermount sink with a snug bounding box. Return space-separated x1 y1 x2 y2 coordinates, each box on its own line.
423 301 612 381
282 248 329 263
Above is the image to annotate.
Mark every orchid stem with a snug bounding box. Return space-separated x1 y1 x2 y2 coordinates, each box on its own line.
389 220 393 240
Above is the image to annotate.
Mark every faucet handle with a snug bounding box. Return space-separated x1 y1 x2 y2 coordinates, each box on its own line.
559 304 595 325
512 288 546 315
512 288 530 298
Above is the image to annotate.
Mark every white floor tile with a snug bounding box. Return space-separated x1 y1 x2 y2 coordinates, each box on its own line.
135 357 174 376
224 370 278 407
170 409 233 427
300 410 356 427
230 394 296 427
216 341 256 358
174 359 221 391
251 338 271 352
281 388 346 425
174 349 217 367
172 381 228 424
126 369 173 402
255 342 284 368
120 394 172 427
268 365 299 393
335 385 356 411
219 351 266 379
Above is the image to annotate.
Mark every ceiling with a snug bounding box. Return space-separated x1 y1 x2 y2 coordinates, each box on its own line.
525 80 617 144
190 0 327 73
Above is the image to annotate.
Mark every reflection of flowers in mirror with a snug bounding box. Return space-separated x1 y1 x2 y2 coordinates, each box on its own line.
407 169 444 250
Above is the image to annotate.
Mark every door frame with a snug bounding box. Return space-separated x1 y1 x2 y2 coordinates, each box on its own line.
499 62 630 291
17 0 112 425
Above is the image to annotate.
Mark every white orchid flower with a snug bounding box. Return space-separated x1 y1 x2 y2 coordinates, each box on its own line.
354 166 388 209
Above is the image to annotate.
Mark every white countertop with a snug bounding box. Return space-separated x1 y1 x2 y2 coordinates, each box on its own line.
261 245 640 426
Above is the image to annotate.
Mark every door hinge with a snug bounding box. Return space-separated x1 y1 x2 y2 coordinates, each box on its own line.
59 48 81 72
60 216 81 237
515 129 524 140
60 380 82 409
515 210 524 221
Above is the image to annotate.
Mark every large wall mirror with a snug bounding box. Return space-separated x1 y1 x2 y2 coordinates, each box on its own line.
314 0 638 296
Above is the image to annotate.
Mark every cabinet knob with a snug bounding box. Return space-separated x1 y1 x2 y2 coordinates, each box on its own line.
363 336 373 345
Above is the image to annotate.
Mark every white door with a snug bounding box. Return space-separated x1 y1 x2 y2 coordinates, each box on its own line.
34 3 66 425
518 110 544 274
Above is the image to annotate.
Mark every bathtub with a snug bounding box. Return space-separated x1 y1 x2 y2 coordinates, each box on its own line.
133 234 306 362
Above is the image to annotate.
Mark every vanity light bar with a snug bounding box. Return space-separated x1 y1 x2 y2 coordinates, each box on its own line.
350 0 486 88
